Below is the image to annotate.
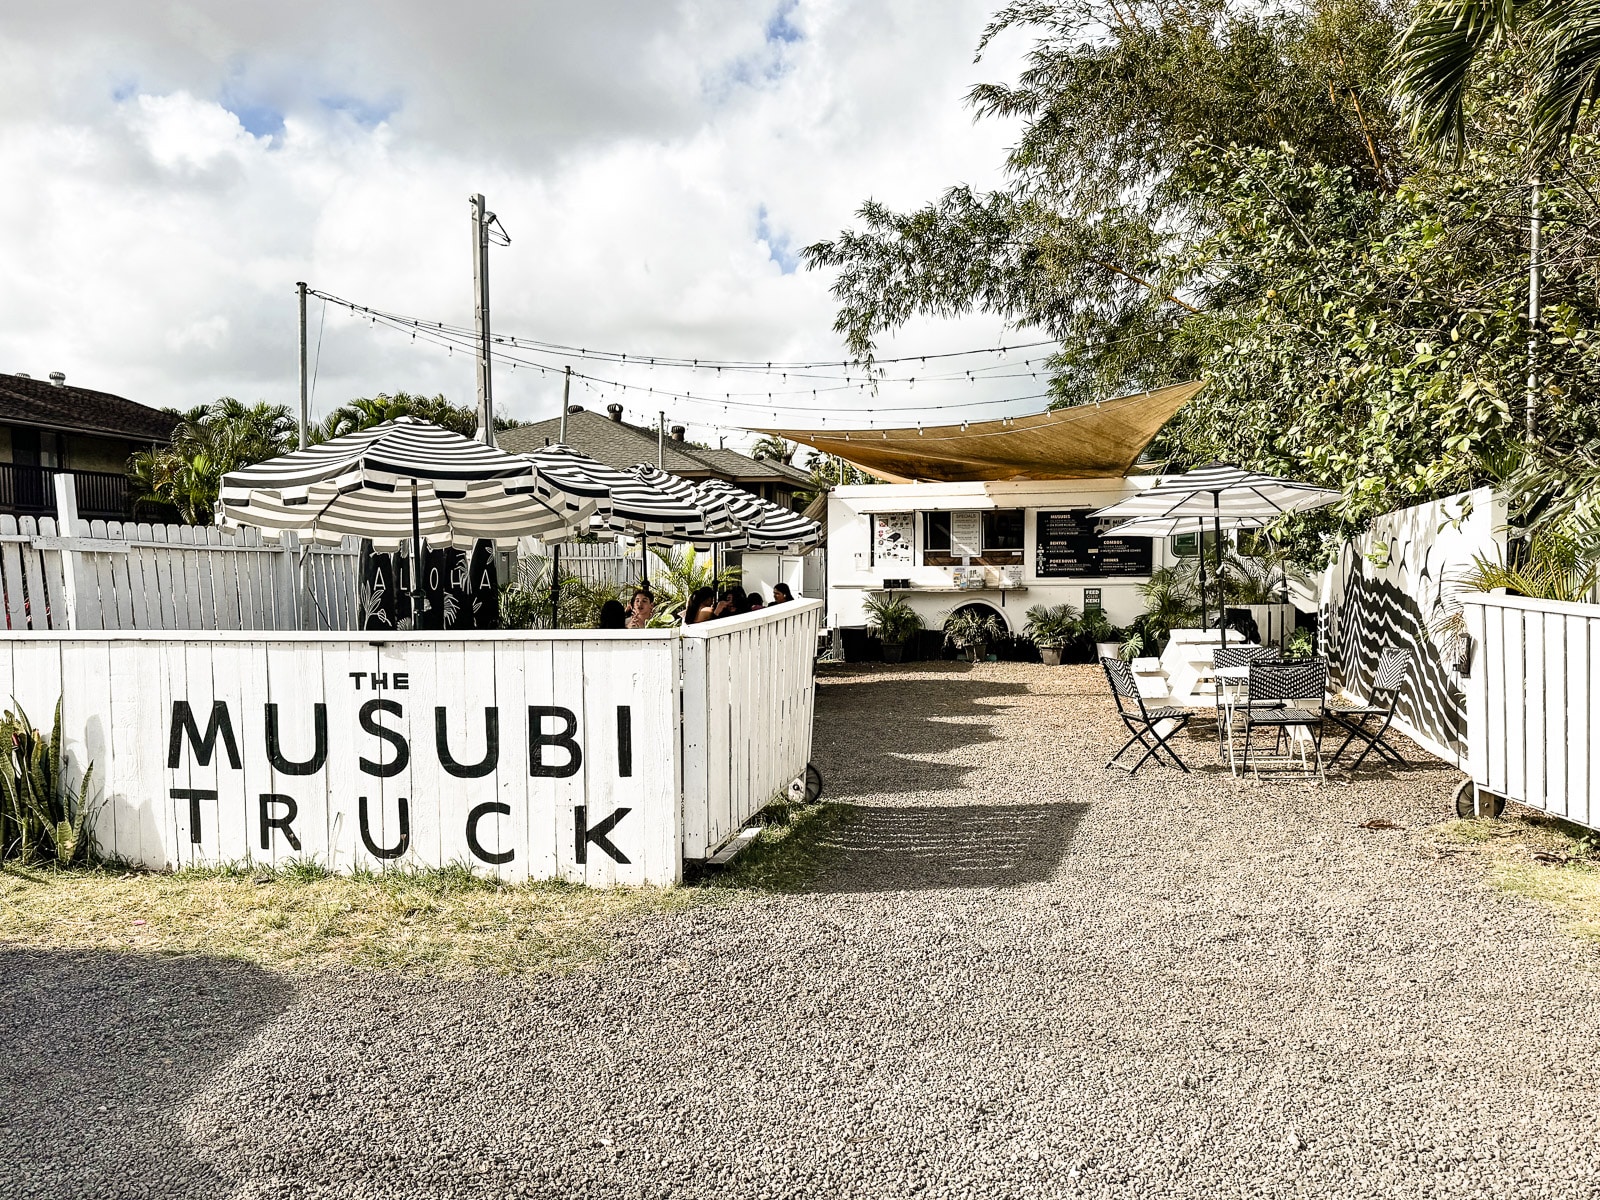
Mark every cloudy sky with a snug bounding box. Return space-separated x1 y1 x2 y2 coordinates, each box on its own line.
0 1 1038 446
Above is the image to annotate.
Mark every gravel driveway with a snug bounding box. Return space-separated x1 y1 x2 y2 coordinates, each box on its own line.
7 661 1600 1199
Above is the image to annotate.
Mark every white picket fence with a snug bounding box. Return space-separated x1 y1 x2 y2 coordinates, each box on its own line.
0 514 360 632
1463 593 1600 830
0 599 825 884
680 599 824 858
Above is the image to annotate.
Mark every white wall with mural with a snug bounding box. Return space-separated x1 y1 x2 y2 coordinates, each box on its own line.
1319 487 1505 766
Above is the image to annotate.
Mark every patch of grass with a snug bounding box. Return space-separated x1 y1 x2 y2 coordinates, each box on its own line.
1426 810 1600 943
0 861 689 977
706 801 857 892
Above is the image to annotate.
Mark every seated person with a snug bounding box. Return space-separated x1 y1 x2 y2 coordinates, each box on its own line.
597 599 627 629
771 582 794 604
626 587 655 628
748 595 765 611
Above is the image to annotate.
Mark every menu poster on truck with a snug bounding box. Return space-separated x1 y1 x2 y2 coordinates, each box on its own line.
951 511 983 558
873 512 914 566
1035 510 1153 578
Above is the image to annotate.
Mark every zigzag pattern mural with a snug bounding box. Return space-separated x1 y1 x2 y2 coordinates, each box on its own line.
1320 487 1502 765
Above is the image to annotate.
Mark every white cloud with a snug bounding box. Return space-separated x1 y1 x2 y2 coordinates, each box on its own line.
0 1 1038 449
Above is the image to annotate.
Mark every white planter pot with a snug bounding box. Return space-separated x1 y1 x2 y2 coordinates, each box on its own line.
1096 641 1124 661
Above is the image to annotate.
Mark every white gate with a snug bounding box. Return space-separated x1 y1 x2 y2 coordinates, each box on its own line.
1463 593 1600 830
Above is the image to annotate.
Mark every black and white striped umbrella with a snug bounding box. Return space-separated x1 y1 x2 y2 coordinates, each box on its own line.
526 444 710 537
220 417 595 547
1089 463 1340 524
1090 463 1339 644
631 465 740 539
694 478 821 551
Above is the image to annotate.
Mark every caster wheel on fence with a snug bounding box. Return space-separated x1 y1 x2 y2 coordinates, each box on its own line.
1454 778 1506 820
787 762 825 805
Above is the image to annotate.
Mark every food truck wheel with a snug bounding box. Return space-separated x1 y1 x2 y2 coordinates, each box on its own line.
804 762 824 803
1454 778 1505 819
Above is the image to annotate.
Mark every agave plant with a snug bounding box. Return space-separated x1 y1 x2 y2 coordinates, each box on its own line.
0 699 98 867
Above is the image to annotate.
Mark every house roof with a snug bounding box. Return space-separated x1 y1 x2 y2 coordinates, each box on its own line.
760 381 1205 483
0 373 179 443
497 408 811 488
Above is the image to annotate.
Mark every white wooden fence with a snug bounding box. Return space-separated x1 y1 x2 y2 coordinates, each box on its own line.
1463 593 1600 831
0 515 359 632
0 599 825 884
681 600 824 858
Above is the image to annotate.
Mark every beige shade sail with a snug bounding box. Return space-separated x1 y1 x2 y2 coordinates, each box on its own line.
759 380 1204 483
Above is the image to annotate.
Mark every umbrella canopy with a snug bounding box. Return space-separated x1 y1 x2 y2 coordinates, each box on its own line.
1090 463 1339 646
220 416 594 547
525 444 711 538
695 478 821 551
1089 463 1340 524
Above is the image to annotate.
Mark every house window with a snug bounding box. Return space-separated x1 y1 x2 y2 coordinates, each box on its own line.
923 511 951 554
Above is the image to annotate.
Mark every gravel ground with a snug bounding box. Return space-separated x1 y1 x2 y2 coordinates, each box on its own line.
7 660 1600 1199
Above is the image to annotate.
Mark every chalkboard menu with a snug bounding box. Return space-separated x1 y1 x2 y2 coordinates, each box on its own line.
1035 509 1152 578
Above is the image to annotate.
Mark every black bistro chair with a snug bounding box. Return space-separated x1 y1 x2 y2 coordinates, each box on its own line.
1102 656 1193 775
1212 644 1281 754
1239 659 1329 776
1325 648 1411 770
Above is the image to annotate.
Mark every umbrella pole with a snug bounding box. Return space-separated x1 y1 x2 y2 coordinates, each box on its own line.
1213 493 1226 648
641 536 649 588
550 543 561 629
411 479 423 627
1195 516 1208 636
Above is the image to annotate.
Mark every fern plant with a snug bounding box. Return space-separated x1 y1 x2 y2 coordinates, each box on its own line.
1462 530 1599 604
0 699 98 866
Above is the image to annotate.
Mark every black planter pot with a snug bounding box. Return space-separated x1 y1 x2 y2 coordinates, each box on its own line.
883 642 905 663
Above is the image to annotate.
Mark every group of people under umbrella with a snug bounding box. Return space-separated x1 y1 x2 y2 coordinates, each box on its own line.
217 416 820 629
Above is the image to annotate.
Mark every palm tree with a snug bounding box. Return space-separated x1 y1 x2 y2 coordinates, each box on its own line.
749 434 795 464
1393 1 1600 159
644 545 740 623
131 398 296 523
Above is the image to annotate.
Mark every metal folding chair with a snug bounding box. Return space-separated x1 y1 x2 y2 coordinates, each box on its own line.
1239 660 1328 777
1212 644 1280 755
1102 656 1193 775
1325 648 1410 770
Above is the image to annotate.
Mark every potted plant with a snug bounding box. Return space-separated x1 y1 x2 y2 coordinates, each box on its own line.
1081 610 1123 661
944 608 1004 663
1022 603 1080 666
863 592 925 663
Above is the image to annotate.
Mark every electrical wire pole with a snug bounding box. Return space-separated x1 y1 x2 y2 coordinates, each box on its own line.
657 411 666 469
297 281 309 449
470 194 511 446
560 366 571 443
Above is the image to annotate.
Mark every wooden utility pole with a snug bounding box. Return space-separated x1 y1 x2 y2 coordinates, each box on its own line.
657 411 666 468
297 281 309 449
470 195 494 445
560 366 571 443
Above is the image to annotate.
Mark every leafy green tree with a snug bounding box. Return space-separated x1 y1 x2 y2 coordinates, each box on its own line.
311 392 524 442
749 434 796 463
130 398 296 524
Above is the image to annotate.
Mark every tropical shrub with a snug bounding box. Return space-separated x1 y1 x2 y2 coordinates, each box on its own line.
863 593 925 645
1461 530 1599 604
644 545 740 625
1021 602 1080 649
943 608 1004 652
0 699 98 866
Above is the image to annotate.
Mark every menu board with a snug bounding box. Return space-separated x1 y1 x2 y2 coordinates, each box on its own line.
873 512 914 566
951 511 983 557
1035 510 1152 578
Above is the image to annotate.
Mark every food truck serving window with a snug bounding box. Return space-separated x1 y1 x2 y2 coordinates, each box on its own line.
920 509 1023 564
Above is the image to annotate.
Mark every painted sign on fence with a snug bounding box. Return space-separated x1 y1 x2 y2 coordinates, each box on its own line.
0 631 681 885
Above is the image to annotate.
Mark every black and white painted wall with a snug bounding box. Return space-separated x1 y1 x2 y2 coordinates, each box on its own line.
1319 487 1505 766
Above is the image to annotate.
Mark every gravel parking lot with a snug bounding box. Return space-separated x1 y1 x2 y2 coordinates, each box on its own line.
7 661 1600 1199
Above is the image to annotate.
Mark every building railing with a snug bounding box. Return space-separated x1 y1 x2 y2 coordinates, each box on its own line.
0 464 130 520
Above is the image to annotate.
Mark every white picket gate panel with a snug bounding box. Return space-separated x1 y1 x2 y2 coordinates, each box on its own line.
680 599 823 858
0 514 358 632
1464 594 1600 831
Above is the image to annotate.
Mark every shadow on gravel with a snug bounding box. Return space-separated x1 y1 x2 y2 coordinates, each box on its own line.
813 675 1032 800
803 801 1088 892
0 947 293 1200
